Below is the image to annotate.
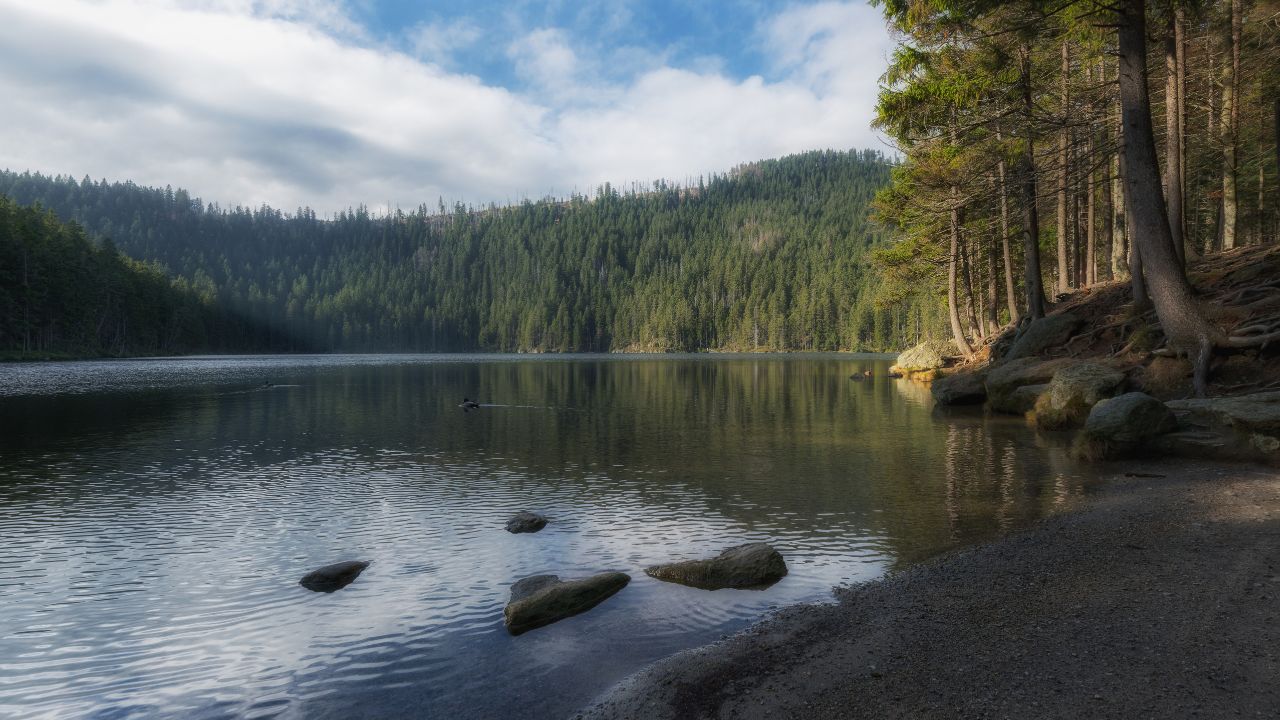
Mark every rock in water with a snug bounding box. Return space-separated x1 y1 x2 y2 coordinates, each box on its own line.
986 357 1079 414
300 560 370 593
931 371 988 406
645 543 787 590
505 511 549 534
504 572 631 635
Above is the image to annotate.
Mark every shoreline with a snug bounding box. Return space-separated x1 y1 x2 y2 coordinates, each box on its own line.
577 458 1280 719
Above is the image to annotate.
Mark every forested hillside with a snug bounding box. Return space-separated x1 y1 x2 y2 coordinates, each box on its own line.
0 197 282 358
0 150 934 353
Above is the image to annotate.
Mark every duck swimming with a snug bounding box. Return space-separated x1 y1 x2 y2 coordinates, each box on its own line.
460 397 481 411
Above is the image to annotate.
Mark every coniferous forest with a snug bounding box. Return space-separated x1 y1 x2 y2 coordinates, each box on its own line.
1 150 942 356
0 196 282 358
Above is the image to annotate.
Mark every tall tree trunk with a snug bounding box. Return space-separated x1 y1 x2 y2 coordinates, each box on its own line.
1019 43 1048 320
1112 153 1128 280
1176 7 1187 253
1057 39 1071 294
949 194 974 356
1118 0 1220 393
1165 13 1185 266
987 202 1000 332
997 135 1020 322
960 228 983 341
1102 150 1115 282
1222 0 1241 250
1087 151 1097 286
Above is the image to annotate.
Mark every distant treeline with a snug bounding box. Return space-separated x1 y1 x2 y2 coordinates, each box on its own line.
0 196 286 358
0 149 945 354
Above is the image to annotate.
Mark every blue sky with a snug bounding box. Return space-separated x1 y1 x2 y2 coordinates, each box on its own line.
0 0 894 214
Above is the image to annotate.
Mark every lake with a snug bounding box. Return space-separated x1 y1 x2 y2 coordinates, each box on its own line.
0 354 1095 719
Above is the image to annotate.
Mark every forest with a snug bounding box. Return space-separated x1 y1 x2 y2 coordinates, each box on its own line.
872 0 1279 388
0 196 283 358
0 150 936 355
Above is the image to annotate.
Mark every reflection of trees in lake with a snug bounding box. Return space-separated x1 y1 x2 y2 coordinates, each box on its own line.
0 357 1091 568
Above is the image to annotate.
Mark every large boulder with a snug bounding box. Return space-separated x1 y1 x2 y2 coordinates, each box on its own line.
1006 314 1083 360
504 572 630 635
299 560 370 593
985 357 1079 414
1008 383 1050 415
1075 392 1177 460
931 370 988 406
895 340 952 373
505 511 549 534
1032 363 1126 429
645 543 787 590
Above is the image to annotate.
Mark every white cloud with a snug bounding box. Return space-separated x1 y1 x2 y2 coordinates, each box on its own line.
0 0 893 214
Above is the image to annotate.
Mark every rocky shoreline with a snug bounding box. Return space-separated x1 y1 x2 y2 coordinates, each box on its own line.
577 459 1280 719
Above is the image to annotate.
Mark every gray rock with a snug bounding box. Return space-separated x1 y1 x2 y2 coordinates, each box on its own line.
1166 391 1280 435
895 340 952 372
645 543 787 590
1006 314 1083 360
1035 363 1127 428
506 511 549 534
1008 383 1050 415
931 371 988 406
986 358 1079 414
300 560 370 593
1079 393 1178 457
504 572 630 635
1165 391 1280 463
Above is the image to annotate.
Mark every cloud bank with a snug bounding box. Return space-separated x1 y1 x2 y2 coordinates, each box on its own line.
0 0 892 214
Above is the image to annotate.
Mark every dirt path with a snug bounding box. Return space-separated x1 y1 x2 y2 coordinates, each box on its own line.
577 460 1280 719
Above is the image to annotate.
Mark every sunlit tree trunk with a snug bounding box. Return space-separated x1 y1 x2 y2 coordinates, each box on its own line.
996 133 1020 322
1221 0 1241 250
949 191 974 356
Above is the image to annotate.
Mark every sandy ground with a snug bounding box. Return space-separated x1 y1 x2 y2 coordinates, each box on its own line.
576 460 1280 719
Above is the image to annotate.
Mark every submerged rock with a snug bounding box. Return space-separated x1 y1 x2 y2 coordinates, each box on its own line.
504 572 630 635
300 560 370 593
1033 363 1126 429
931 371 988 406
1006 313 1083 360
645 543 787 590
505 511 549 534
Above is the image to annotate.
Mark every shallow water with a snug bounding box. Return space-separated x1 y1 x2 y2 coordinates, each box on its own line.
0 354 1095 719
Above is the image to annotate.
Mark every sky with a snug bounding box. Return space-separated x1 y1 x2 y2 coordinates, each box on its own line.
0 0 895 215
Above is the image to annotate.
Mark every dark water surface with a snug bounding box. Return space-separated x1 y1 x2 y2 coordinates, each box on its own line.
0 354 1094 719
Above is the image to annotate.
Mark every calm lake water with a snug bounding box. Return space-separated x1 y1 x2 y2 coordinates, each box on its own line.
0 354 1095 719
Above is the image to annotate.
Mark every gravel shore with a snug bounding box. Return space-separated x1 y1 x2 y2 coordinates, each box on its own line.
577 460 1280 719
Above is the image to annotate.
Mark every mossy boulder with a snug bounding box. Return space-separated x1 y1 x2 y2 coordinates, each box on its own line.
986 358 1079 414
503 572 630 635
646 543 787 590
1032 363 1126 429
895 340 953 373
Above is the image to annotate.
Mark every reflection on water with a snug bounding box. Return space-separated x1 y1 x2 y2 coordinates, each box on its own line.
0 354 1096 719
